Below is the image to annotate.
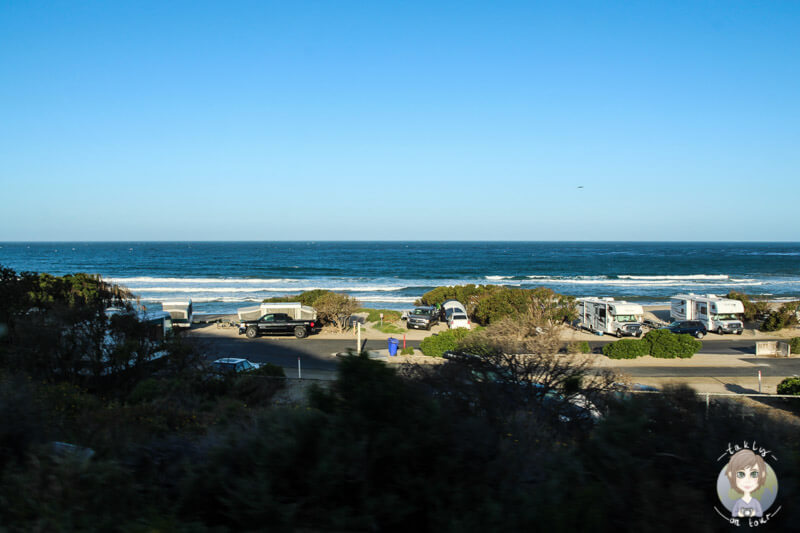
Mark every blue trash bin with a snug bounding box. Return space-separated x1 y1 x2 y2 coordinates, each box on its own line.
388 337 399 356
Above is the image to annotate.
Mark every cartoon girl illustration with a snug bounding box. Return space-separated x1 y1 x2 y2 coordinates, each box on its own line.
725 449 767 518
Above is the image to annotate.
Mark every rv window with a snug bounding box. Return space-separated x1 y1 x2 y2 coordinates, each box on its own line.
699 305 707 314
615 315 637 323
598 308 606 318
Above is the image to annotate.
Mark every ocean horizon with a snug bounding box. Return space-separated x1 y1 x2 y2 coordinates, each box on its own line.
2 241 799 315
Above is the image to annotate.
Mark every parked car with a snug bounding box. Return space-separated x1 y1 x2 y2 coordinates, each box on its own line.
407 307 439 330
663 320 707 339
239 313 321 339
447 312 471 330
211 358 261 373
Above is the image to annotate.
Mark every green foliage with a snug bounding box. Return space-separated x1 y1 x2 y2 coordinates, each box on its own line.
358 308 402 322
777 376 800 395
250 362 286 378
263 289 332 307
643 329 702 358
419 328 473 357
790 338 800 355
726 291 770 322
760 303 799 332
313 292 360 331
567 341 591 354
373 323 406 334
601 339 649 359
417 284 575 326
400 346 415 355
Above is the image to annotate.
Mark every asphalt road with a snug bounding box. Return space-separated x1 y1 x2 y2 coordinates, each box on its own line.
189 333 796 378
191 334 422 372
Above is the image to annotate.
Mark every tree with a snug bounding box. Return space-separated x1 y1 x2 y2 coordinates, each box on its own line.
312 292 359 333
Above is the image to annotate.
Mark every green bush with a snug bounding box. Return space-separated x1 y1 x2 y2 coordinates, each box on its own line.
263 289 331 307
400 346 414 355
358 308 402 323
643 329 701 359
419 329 473 357
602 339 649 359
777 376 800 395
567 341 591 354
726 291 770 322
251 363 286 378
790 338 800 355
760 311 785 332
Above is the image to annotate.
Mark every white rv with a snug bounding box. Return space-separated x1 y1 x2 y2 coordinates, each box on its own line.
577 298 644 337
670 294 744 335
237 302 317 322
162 300 193 328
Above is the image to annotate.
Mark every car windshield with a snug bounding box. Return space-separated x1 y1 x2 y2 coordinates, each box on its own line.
668 322 681 328
452 314 468 320
614 315 638 323
715 314 739 321
412 309 429 315
212 362 236 372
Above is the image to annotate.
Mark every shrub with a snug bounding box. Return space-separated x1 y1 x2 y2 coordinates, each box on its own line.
643 329 702 359
790 338 800 355
419 329 473 357
726 291 770 322
760 304 799 332
358 308 402 323
400 346 414 355
567 341 591 354
777 376 800 395
602 339 649 359
251 363 286 378
760 311 785 332
263 289 332 307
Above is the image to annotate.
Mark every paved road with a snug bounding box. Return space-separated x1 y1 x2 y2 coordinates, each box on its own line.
191 334 422 371
190 333 795 378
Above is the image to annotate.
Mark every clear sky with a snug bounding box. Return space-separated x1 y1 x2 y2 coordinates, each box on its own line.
1 1 798 241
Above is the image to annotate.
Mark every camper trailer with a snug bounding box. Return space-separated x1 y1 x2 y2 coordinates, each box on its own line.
237 302 317 322
577 298 644 337
162 300 193 328
670 294 744 335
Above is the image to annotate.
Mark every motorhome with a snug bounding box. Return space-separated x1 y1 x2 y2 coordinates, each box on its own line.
577 298 644 337
237 302 317 322
162 300 193 328
670 294 744 335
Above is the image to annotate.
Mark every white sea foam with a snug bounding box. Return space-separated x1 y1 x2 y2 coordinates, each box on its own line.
485 275 514 280
133 286 408 293
618 274 729 281
110 277 299 284
355 296 418 303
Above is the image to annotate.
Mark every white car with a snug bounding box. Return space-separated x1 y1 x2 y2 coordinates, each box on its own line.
211 357 261 373
448 312 471 330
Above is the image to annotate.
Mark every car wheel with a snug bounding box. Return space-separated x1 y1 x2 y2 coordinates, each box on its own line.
245 326 258 339
294 326 308 339
717 327 724 335
616 329 623 338
426 323 431 331
695 331 705 339
736 330 743 335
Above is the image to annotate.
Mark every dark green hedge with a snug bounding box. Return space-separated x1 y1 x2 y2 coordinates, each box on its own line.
643 329 702 359
419 328 473 357
602 339 649 359
602 330 702 359
777 377 800 395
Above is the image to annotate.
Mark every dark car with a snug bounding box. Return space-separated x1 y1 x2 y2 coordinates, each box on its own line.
663 320 707 339
239 313 321 339
406 306 439 330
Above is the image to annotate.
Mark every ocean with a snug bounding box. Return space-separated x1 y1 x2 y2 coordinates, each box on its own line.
1 242 798 315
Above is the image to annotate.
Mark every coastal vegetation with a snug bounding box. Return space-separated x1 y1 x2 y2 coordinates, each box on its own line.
602 330 702 359
1 266 800 530
416 284 576 326
726 291 799 332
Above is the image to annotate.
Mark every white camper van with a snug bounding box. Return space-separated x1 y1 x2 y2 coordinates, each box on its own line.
577 298 644 337
237 302 317 322
162 300 193 328
670 294 744 335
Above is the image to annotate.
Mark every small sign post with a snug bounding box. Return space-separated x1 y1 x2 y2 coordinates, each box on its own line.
298 356 302 380
380 313 383 327
758 370 762 393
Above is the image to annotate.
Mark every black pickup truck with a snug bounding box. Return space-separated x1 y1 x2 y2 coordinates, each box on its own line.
239 313 321 339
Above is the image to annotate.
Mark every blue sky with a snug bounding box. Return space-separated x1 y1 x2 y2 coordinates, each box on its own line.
1 1 798 240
